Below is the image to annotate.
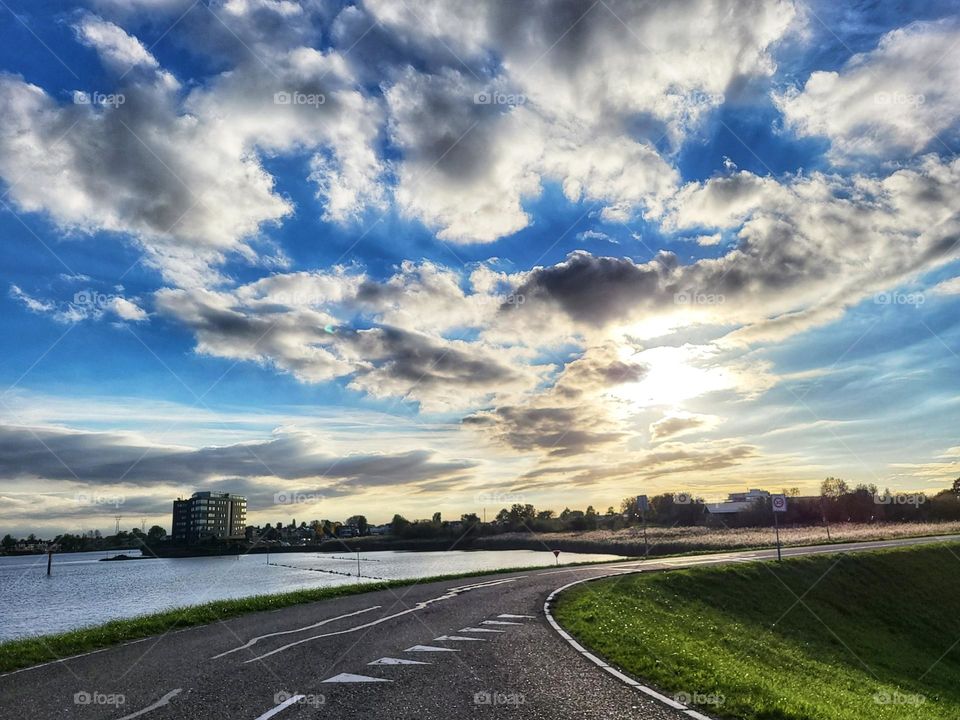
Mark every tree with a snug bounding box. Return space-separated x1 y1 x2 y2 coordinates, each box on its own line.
821 477 849 498
1 534 14 550
432 512 442 525
346 515 369 535
953 477 960 497
147 525 166 541
536 510 555 520
391 514 410 535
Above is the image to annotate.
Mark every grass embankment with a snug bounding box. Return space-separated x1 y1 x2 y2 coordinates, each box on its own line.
554 543 960 720
0 560 621 674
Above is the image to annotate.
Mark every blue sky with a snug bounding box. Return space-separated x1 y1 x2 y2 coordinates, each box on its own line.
0 0 958 536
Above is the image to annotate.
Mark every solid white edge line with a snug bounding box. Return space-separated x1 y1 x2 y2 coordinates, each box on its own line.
543 575 715 719
254 694 305 720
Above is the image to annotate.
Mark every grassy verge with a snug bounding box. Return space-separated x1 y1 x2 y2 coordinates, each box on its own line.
0 559 625 674
553 543 960 720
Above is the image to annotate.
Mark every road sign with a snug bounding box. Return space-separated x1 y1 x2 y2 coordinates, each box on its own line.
552 550 560 557
772 494 788 512
636 495 649 512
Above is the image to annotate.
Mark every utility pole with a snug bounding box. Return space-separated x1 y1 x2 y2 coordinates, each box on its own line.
114 516 122 535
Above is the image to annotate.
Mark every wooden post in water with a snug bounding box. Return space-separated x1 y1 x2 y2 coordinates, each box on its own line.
47 549 53 576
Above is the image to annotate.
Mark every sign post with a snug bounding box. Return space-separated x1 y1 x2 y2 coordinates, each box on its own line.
636 495 650 558
553 549 560 566
772 494 787 562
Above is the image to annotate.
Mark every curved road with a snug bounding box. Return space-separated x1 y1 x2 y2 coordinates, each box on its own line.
2 534 956 720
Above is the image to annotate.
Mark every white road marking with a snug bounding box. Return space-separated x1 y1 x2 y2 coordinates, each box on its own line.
253 694 304 720
368 657 431 666
322 673 392 683
498 614 535 619
242 577 525 663
433 635 487 641
459 627 504 633
481 620 522 626
404 645 460 652
544 575 719 719
116 688 182 720
211 606 381 659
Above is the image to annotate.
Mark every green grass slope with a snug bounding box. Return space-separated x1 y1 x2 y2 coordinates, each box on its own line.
553 544 960 720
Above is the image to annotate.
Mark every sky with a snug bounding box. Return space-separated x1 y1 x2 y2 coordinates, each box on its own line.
1 0 959 537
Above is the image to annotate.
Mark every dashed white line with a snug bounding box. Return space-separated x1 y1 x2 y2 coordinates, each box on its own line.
242 577 524 663
434 635 487 641
116 688 182 720
322 673 392 683
404 645 460 652
481 620 522 626
459 627 504 633
368 657 430 666
253 693 304 720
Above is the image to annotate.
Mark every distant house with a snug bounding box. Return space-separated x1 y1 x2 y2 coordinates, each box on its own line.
367 524 391 536
705 489 770 517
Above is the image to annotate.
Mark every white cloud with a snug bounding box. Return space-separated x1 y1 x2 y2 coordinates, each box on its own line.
74 13 160 72
777 19 960 160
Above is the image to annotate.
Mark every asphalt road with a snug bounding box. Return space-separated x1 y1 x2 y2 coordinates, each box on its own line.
2 533 957 720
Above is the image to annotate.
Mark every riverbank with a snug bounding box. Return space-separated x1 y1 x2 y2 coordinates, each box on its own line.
553 542 960 720
138 520 960 558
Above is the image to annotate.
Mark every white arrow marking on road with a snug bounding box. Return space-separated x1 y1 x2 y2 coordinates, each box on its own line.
322 673 392 683
116 689 182 720
368 657 431 666
459 627 505 633
253 694 305 720
404 645 460 652
434 635 487 641
498 614 535 619
481 620 522 625
243 577 525 663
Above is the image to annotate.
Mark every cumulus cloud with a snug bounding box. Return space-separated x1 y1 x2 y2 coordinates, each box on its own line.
509 157 960 342
777 19 960 160
155 264 546 410
365 0 794 241
0 7 385 286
